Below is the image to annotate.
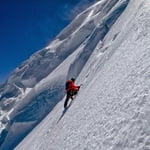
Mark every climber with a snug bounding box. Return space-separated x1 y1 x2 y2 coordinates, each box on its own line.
64 78 80 109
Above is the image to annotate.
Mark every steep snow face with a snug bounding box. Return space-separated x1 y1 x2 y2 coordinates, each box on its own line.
15 0 150 150
0 0 130 149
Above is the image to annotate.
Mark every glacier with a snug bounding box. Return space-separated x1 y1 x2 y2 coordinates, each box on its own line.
1 0 150 149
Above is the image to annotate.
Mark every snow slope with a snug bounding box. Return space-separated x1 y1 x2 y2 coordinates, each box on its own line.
0 0 130 149
15 0 150 150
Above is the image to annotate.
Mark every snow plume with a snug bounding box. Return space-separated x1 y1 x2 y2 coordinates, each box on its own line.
66 0 99 20
0 0 131 149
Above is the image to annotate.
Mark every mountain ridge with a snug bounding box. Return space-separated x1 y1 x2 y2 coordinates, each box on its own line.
0 0 131 149
15 0 150 149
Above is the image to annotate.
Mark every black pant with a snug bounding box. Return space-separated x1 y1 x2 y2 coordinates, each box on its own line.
64 90 78 108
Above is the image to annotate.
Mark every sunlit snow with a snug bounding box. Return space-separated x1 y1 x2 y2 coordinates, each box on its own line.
1 0 150 149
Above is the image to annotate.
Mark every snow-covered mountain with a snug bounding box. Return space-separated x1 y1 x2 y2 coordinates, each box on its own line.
1 0 150 149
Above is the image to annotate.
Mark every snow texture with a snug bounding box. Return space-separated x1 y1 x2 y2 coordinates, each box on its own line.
2 0 150 149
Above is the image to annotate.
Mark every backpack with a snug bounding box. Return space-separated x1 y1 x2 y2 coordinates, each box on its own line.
65 80 70 90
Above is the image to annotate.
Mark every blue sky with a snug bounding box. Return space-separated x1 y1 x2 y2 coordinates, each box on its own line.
0 0 96 83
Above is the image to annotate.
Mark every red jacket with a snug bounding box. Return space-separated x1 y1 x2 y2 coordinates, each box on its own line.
66 80 79 92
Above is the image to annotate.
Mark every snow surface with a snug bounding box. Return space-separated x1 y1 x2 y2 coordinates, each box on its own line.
1 0 150 149
1 0 130 149
12 0 150 150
